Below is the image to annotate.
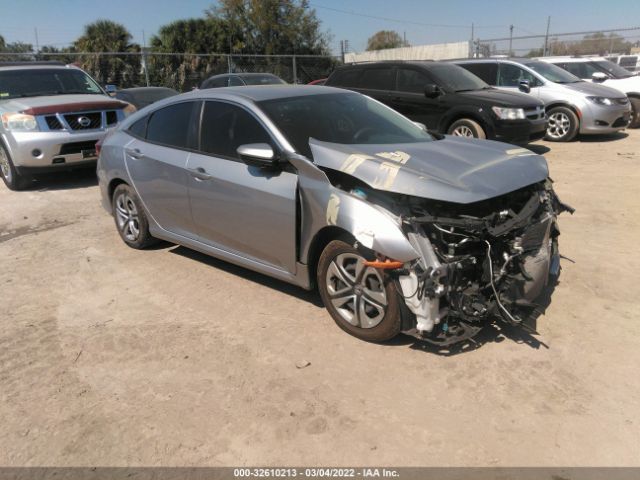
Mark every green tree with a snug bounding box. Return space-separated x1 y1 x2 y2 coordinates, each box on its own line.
0 41 34 61
0 35 5 51
366 30 408 51
73 20 141 87
38 45 78 64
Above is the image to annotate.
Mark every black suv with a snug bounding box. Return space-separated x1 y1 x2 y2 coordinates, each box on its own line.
325 61 546 144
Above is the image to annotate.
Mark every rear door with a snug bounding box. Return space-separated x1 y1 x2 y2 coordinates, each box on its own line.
353 66 395 105
125 101 200 238
388 67 447 129
186 100 298 273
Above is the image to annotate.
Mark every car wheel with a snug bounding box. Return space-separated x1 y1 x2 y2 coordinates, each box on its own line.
317 239 402 342
545 106 579 142
112 183 157 249
0 143 31 191
447 118 486 139
629 97 640 128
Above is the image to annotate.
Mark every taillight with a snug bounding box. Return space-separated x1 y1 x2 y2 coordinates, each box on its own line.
96 138 103 156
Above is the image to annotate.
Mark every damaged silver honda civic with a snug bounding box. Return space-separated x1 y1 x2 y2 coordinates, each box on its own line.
97 85 572 345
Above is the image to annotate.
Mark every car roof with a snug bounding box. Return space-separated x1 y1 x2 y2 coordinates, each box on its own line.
183 84 349 102
536 56 608 63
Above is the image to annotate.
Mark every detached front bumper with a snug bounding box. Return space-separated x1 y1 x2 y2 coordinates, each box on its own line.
2 129 111 172
579 102 631 134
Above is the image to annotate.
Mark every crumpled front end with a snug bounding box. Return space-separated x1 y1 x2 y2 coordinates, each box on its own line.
389 180 573 344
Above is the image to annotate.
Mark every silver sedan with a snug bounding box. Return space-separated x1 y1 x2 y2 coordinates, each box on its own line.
97 85 571 345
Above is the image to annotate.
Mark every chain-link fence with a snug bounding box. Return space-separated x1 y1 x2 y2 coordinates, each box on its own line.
0 51 341 92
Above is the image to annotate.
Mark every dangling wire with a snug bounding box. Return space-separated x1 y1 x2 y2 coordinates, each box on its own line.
484 240 521 324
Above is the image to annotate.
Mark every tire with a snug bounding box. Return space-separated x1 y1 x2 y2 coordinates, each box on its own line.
111 183 157 249
629 97 640 128
447 118 486 139
317 239 402 342
545 106 579 142
0 143 32 191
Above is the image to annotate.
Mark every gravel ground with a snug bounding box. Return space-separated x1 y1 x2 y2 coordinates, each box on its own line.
0 130 639 467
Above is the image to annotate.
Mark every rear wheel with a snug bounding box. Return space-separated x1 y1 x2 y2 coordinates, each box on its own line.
545 106 579 142
629 97 640 128
0 144 31 191
112 183 157 249
317 240 402 342
447 118 486 139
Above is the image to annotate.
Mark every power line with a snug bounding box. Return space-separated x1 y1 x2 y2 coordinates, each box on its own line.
308 2 508 29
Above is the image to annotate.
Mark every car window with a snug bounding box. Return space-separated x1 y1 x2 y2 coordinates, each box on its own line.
0 68 103 100
360 68 394 90
146 102 198 149
521 61 580 83
128 116 148 138
228 76 244 86
200 101 272 159
559 62 599 79
396 68 431 93
459 63 498 84
425 63 488 92
240 74 285 85
497 64 539 87
329 68 363 87
593 60 634 78
202 76 229 88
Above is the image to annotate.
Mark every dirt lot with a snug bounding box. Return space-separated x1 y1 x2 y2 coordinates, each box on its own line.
1 130 639 467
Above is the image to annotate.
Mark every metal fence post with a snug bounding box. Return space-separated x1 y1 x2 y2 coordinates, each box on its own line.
292 55 297 84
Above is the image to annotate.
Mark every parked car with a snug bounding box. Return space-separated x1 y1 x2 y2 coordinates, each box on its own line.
0 61 132 190
607 54 640 74
536 56 640 127
454 58 631 142
114 87 178 110
200 73 286 89
98 85 571 345
308 78 327 85
325 61 546 144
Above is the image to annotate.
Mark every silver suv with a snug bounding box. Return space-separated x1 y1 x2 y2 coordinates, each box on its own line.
454 58 631 142
0 62 133 190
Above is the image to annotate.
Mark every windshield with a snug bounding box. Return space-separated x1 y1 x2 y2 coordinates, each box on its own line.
258 92 433 158
241 74 286 86
523 61 581 84
426 63 489 92
593 60 634 78
0 68 103 100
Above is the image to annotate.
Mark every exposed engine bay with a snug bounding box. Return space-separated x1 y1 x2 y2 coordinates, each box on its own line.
324 169 574 345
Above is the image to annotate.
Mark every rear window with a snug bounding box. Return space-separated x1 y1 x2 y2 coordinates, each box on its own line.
360 68 394 90
146 102 198 149
458 63 498 84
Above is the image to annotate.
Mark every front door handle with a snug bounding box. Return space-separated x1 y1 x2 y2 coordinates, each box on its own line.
125 148 145 159
189 167 212 181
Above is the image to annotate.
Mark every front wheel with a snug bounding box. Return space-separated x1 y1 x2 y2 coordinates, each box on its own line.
545 106 579 142
447 118 486 139
112 183 158 249
0 143 31 191
629 97 640 128
317 240 402 342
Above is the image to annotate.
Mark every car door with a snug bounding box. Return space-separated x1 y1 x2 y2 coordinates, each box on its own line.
388 67 447 129
496 63 542 100
125 101 200 238
186 100 298 273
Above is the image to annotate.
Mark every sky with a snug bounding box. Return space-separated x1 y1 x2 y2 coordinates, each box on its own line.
0 0 639 55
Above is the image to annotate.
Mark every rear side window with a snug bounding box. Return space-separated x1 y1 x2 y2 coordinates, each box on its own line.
128 116 148 138
396 68 431 93
200 101 272 159
146 102 198 149
202 76 229 88
360 68 394 90
328 68 363 87
228 76 244 86
460 63 498 84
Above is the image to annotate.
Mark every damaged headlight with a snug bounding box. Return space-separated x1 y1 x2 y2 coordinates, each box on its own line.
491 107 526 120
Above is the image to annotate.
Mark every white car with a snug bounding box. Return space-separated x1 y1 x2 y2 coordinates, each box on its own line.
538 56 640 127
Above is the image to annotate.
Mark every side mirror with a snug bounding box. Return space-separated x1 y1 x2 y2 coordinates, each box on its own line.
518 80 531 93
424 84 441 98
591 72 608 83
104 84 117 95
412 121 427 132
237 143 278 168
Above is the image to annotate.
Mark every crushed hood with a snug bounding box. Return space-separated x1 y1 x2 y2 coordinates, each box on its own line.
310 137 549 204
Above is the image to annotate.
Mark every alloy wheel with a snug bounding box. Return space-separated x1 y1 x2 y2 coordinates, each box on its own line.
115 193 141 242
325 253 388 329
452 125 474 137
0 148 11 183
547 112 571 140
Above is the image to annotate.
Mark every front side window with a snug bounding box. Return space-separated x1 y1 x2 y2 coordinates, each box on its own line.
497 64 539 87
360 68 395 90
146 102 198 149
258 92 433 158
0 68 102 100
200 101 272 159
396 68 431 93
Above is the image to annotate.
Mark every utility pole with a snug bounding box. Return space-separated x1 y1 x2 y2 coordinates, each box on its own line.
509 24 513 56
142 30 150 87
470 23 474 57
34 27 39 59
543 16 551 56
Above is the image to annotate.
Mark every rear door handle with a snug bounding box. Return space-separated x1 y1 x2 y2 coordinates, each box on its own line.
189 167 212 181
125 148 145 159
